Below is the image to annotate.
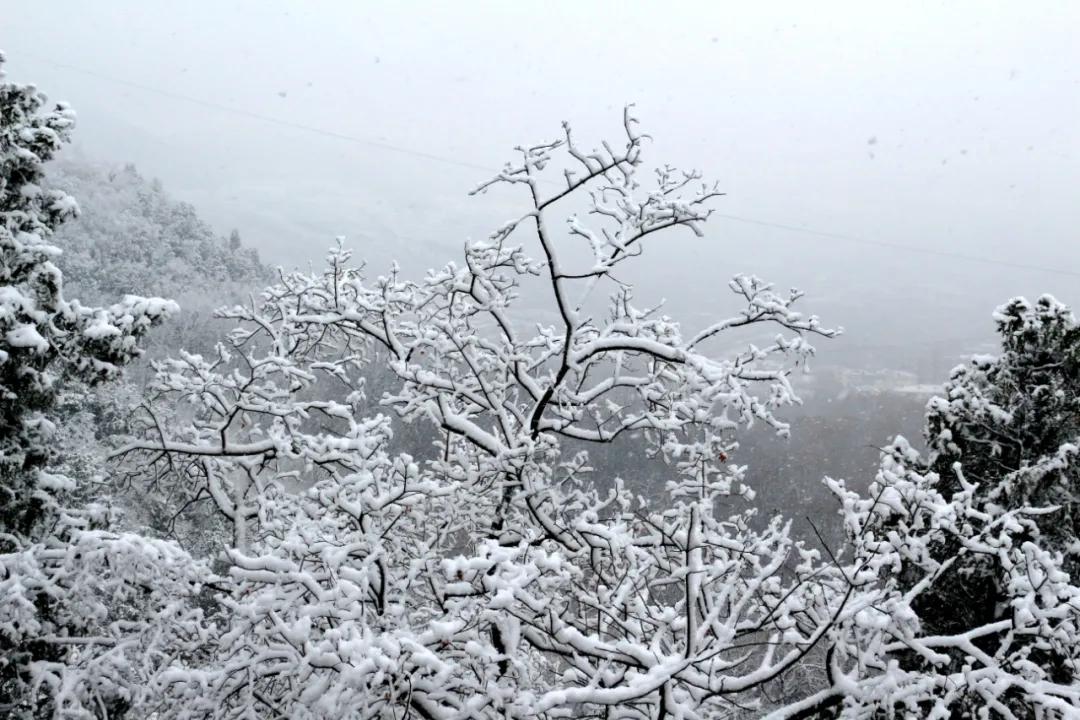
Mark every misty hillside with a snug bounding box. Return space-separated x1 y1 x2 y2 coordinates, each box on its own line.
46 159 268 304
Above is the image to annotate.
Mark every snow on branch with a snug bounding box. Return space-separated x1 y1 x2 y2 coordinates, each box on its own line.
115 110 863 719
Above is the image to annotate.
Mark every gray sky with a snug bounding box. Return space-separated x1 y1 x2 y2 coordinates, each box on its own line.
3 1 1078 370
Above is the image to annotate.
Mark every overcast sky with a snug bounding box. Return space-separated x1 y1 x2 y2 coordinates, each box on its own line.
3 1 1078 369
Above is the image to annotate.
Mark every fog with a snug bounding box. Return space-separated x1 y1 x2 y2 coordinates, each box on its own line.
4 1 1078 376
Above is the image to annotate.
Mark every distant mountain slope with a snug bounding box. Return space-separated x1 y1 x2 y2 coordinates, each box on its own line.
46 159 269 303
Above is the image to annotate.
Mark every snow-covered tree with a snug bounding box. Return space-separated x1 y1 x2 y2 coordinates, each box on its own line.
0 52 208 718
119 108 850 718
924 295 1080 568
808 296 1080 718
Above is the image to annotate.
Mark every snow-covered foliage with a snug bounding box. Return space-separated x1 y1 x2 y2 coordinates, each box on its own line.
119 108 850 718
812 296 1080 718
0 52 207 718
2 516 211 718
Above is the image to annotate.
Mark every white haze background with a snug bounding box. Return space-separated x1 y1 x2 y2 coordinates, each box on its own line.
2 0 1078 366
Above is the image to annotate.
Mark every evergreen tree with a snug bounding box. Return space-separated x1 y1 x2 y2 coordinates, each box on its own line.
817 295 1080 717
0 50 179 536
0 51 205 718
917 296 1080 678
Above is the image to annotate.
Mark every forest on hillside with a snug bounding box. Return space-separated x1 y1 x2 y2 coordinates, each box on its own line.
3 51 1079 720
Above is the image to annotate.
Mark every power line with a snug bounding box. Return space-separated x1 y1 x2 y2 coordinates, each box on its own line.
711 214 1080 279
20 53 497 174
17 52 1080 281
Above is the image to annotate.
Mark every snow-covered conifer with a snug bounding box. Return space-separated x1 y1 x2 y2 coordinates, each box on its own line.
0 52 207 718
811 297 1080 718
